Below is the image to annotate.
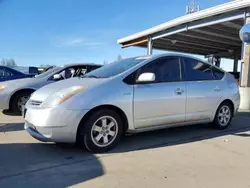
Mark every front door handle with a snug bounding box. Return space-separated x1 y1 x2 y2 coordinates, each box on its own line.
175 88 184 95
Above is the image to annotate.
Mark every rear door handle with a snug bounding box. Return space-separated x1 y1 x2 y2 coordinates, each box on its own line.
174 88 184 95
214 86 222 92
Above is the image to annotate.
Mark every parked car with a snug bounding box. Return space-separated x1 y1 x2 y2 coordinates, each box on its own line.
15 66 40 76
0 66 34 82
24 54 240 153
0 63 101 114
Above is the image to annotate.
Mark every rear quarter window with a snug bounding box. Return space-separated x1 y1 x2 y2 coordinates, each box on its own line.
182 57 214 81
212 67 225 80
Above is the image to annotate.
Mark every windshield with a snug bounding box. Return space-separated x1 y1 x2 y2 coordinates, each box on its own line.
35 67 61 78
83 58 144 78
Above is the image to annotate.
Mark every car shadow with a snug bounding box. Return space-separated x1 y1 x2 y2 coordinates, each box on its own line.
1 112 250 187
109 111 250 153
0 123 24 132
2 110 21 116
0 143 104 187
233 132 250 137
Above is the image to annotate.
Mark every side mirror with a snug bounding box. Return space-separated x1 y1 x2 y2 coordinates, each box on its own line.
137 73 155 83
53 74 61 80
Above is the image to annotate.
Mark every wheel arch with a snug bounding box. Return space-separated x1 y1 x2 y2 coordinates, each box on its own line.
213 99 235 119
77 104 129 137
220 99 235 113
9 88 36 109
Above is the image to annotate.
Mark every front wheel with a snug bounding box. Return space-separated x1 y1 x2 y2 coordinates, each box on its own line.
78 109 124 153
213 102 233 129
11 91 33 114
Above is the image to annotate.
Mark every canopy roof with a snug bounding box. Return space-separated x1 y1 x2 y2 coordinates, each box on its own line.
118 0 250 59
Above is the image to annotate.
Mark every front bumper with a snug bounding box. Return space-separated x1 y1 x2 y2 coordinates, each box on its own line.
0 92 10 110
25 123 52 142
24 106 88 143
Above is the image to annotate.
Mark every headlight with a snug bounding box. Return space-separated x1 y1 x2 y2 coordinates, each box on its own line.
0 85 7 92
41 86 85 108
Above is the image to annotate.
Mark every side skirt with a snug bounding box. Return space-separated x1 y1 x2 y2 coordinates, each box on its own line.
127 119 212 134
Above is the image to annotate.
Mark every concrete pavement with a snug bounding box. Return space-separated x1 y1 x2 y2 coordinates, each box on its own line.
1 110 250 187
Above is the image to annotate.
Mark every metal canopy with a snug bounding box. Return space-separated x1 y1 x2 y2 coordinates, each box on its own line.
118 1 250 59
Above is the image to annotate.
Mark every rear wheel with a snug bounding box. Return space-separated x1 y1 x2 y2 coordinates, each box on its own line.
11 91 33 114
213 102 233 129
77 109 124 153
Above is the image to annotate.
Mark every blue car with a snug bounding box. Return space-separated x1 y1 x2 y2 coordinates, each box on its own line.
0 66 33 82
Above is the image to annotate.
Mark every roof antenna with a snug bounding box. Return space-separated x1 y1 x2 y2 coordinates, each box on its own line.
186 0 200 14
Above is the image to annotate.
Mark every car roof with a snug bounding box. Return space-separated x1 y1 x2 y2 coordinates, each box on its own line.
135 52 205 60
61 63 102 68
0 65 13 69
0 65 25 74
133 53 227 73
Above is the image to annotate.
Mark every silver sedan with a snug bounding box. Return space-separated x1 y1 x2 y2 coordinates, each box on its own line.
24 54 240 153
0 63 101 114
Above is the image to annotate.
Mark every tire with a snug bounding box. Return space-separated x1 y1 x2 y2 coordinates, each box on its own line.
213 102 233 130
77 109 124 153
11 91 33 114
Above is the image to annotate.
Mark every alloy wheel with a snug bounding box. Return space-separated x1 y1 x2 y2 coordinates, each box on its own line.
90 116 118 147
218 105 231 126
17 96 29 112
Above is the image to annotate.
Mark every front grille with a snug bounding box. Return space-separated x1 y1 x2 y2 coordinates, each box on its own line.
30 100 43 106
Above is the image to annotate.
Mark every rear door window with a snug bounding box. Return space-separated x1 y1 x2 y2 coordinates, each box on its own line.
4 69 13 76
0 68 4 77
212 67 225 80
88 65 101 72
183 57 215 81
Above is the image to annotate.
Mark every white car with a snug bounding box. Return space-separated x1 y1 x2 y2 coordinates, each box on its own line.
0 63 101 114
24 54 240 153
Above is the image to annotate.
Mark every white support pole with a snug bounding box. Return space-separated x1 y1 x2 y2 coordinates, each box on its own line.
240 12 246 87
240 41 245 87
147 36 153 55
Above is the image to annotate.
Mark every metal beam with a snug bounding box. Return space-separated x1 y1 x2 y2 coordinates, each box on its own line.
221 21 242 30
187 11 244 30
178 31 241 46
140 42 209 54
208 24 240 35
157 38 219 53
160 37 227 51
151 42 211 55
147 36 153 55
193 28 241 41
165 34 238 50
122 38 147 48
206 51 240 58
152 10 245 41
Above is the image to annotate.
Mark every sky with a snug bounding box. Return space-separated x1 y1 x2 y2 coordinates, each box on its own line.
0 0 237 71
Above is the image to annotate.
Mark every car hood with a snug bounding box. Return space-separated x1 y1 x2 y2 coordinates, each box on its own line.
30 77 107 101
3 77 44 89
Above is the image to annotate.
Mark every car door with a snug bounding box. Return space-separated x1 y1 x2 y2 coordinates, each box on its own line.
0 68 5 81
4 68 14 81
182 57 224 122
133 56 186 129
